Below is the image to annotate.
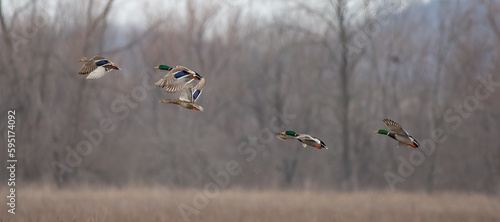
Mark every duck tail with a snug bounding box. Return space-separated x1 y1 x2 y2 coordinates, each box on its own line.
410 136 420 148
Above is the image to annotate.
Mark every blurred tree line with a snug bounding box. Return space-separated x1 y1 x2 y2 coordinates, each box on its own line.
1 0 500 194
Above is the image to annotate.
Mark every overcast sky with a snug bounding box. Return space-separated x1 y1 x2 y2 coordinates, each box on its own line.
2 0 426 29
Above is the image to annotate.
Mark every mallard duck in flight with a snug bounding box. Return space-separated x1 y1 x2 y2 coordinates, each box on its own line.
374 119 420 148
155 65 206 111
78 56 120 80
154 65 204 95
160 81 204 111
276 131 328 149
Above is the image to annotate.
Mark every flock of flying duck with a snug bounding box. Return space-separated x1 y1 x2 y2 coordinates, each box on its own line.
77 56 420 151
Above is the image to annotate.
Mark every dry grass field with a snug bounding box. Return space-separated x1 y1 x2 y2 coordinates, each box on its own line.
1 187 500 222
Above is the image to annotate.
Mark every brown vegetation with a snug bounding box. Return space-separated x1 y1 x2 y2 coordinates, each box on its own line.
2 187 499 222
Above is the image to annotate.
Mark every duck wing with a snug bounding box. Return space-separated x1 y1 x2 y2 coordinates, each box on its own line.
383 119 410 137
192 76 206 102
275 133 297 140
85 66 111 80
154 66 194 93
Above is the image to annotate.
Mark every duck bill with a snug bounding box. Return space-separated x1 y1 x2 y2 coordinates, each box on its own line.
154 66 159 69
410 143 417 148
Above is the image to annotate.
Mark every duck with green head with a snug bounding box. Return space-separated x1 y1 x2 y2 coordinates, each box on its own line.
154 65 204 94
155 65 206 111
374 119 420 148
276 131 328 149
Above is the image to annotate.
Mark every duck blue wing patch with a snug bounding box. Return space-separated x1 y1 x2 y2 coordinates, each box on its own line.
192 89 202 101
95 60 109 66
174 71 189 79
